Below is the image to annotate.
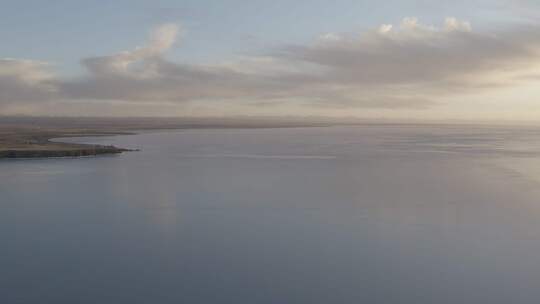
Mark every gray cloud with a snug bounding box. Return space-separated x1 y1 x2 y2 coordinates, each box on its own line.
62 58 298 102
0 59 56 105
2 18 540 114
278 18 539 88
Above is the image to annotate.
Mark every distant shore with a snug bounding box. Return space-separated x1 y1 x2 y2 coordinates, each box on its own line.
3 116 538 159
0 130 138 159
0 116 332 159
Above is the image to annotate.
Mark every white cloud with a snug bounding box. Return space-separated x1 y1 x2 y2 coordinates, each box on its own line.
444 17 472 32
82 23 180 77
0 59 53 84
378 24 393 34
0 59 56 106
2 18 540 116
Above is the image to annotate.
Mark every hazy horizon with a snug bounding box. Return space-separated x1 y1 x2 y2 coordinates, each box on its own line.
3 114 540 127
1 1 540 121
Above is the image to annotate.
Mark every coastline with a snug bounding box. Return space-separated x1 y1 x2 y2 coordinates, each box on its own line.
0 131 137 159
4 116 540 160
0 117 332 159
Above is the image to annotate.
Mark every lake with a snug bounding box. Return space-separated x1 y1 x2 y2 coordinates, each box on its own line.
3 125 540 303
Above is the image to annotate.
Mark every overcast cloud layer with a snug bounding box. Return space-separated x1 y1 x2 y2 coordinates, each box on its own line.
2 16 540 119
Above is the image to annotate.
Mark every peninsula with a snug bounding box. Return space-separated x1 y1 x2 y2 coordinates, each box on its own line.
0 125 134 159
0 116 333 159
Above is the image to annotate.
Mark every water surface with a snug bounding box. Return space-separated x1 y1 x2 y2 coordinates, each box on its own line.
3 125 540 303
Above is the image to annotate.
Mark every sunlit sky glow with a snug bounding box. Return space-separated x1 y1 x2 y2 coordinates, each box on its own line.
1 0 540 121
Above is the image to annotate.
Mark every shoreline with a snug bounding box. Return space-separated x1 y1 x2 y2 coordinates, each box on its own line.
0 119 333 160
0 132 138 159
3 116 540 160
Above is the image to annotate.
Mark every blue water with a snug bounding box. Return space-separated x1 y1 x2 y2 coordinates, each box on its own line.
3 125 540 303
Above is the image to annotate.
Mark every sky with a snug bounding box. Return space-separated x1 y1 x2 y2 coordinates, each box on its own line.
1 0 540 121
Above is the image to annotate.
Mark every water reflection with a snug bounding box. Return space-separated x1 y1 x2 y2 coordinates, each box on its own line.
3 125 540 303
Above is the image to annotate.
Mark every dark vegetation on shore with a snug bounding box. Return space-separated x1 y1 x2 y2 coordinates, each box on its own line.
0 125 135 159
1 116 536 159
0 146 131 158
0 116 333 159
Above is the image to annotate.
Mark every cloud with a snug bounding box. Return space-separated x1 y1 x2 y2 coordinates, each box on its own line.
81 23 180 76
278 17 535 85
2 18 540 115
0 59 56 106
270 17 540 107
61 23 304 103
66 18 537 108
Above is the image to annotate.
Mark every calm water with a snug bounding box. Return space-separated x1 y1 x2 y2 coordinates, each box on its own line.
3 125 540 303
